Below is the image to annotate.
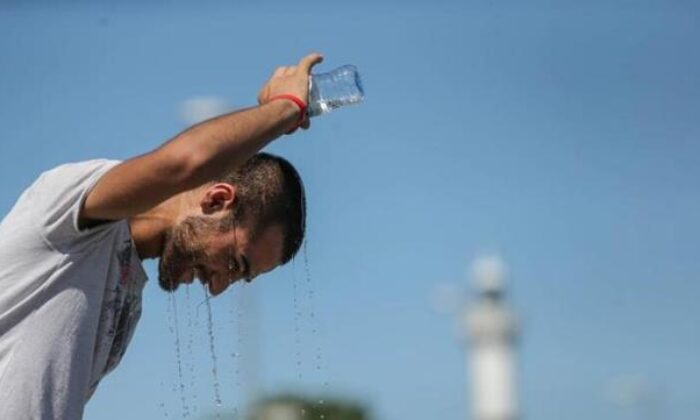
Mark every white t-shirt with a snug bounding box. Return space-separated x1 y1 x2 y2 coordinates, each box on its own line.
0 160 148 419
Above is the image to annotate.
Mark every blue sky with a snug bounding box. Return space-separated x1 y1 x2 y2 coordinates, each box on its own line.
1 2 699 420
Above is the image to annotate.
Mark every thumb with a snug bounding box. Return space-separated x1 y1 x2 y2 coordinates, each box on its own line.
298 53 324 74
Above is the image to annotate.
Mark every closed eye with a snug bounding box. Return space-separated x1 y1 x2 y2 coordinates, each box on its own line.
241 254 252 282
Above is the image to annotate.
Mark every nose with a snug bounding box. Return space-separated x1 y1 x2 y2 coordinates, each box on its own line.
209 282 227 296
208 273 233 296
216 269 251 296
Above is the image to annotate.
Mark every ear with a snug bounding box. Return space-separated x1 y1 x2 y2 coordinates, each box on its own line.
200 183 237 215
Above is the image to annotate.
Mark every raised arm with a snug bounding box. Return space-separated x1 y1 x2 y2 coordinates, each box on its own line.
80 53 322 224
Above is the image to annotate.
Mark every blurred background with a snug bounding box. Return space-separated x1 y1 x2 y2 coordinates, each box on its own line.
1 1 699 419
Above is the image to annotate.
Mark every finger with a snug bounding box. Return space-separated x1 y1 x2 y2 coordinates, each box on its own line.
300 118 311 130
298 52 324 74
284 66 296 76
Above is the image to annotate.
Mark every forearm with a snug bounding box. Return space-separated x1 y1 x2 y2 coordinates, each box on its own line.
82 100 299 222
81 53 322 223
167 98 299 186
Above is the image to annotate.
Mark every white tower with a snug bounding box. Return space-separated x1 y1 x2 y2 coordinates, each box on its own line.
463 256 519 420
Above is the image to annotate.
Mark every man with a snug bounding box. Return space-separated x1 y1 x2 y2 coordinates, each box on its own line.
0 52 323 419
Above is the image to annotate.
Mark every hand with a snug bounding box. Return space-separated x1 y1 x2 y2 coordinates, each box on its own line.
257 53 324 131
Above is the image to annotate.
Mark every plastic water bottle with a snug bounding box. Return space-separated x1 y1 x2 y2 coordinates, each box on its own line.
308 65 364 118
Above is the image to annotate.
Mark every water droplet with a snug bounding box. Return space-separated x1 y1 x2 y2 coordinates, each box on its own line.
168 292 190 418
292 266 303 382
229 289 246 417
159 381 171 418
202 285 223 408
184 285 199 414
303 242 330 392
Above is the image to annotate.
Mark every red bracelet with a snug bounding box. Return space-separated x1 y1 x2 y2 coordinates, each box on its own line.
269 94 307 128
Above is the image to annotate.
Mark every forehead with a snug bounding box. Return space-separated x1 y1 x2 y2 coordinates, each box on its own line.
247 225 285 274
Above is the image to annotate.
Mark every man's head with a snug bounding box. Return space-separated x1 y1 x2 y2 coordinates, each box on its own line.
158 153 305 295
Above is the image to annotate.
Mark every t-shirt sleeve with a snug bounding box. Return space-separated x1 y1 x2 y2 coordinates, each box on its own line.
31 159 122 250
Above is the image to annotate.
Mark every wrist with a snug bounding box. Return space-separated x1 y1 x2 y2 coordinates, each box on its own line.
268 94 307 130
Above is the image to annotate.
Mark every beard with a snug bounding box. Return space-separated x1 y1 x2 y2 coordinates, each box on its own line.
158 215 224 292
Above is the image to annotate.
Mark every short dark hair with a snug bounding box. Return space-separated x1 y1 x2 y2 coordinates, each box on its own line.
219 152 305 264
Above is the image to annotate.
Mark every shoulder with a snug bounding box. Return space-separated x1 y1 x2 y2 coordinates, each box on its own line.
39 159 122 183
30 159 123 247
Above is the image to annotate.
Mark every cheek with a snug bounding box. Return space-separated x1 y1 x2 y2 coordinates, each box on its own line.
206 240 236 268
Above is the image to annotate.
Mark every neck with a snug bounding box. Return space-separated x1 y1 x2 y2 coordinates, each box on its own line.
129 193 191 260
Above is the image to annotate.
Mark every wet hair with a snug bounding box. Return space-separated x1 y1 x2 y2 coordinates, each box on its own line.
218 152 306 264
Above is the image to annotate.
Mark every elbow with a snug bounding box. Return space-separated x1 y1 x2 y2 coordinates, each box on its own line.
155 143 210 189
